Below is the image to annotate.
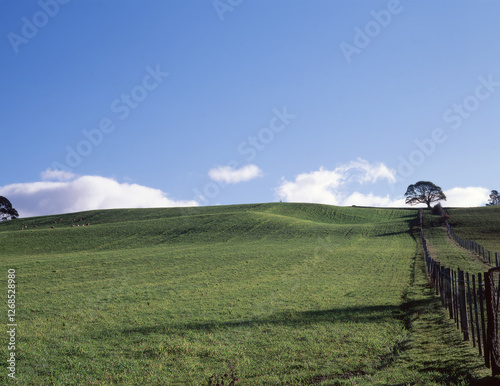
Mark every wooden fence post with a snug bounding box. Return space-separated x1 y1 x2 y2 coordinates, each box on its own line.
484 268 500 375
478 272 490 368
445 268 453 319
439 266 445 306
473 274 482 355
466 273 475 347
453 270 459 329
458 269 469 340
435 262 441 296
485 270 495 372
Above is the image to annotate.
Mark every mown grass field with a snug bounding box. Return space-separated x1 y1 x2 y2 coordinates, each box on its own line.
446 206 500 255
421 210 491 274
422 206 500 273
0 203 492 384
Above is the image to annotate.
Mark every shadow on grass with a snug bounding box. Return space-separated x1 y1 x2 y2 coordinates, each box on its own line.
374 214 418 239
120 304 401 336
470 376 500 385
375 230 413 238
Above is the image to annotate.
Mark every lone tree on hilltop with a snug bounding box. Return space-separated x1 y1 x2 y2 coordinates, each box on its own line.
404 181 446 209
0 196 19 221
487 190 500 206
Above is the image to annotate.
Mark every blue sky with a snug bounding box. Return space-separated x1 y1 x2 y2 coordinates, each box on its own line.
1 0 500 217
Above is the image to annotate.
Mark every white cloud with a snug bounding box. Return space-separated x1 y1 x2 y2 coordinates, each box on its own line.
0 174 198 218
275 159 491 208
336 159 396 184
400 186 490 208
443 186 490 207
344 192 405 207
275 159 398 206
275 168 345 205
41 168 76 182
274 157 490 208
208 164 263 184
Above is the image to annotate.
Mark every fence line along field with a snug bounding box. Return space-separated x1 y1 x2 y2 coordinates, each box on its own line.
446 206 500 256
420 212 491 274
0 203 489 384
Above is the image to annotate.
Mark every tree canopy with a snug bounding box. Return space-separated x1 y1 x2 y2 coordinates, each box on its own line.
487 190 500 206
0 196 19 221
404 181 446 208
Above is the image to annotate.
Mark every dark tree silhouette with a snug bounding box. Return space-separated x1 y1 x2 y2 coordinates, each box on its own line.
487 190 500 206
405 181 446 209
0 196 19 221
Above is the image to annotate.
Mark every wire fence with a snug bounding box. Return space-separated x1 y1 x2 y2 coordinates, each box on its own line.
419 209 492 367
444 220 499 267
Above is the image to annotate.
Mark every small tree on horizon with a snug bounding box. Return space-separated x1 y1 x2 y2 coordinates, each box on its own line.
0 196 19 221
487 190 500 206
404 181 446 209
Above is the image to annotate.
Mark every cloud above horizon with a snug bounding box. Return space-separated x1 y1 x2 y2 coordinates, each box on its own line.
393 187 490 208
2 166 491 219
274 160 490 208
443 187 490 207
40 169 76 182
275 159 401 206
0 170 198 218
208 164 263 184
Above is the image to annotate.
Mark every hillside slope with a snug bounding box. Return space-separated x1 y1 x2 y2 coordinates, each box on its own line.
418 206 500 273
0 203 414 256
446 206 500 253
0 203 487 384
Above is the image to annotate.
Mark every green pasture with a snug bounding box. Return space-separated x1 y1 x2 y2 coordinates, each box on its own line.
0 203 492 384
446 206 500 255
421 210 491 274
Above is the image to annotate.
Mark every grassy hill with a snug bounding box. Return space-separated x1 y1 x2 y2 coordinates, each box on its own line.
420 206 500 273
446 206 500 254
0 203 490 384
